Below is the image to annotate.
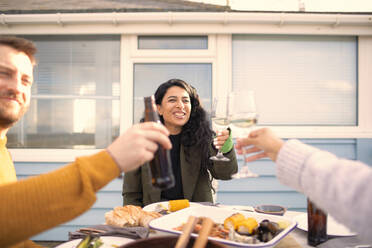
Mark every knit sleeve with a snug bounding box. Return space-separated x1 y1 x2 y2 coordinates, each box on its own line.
276 139 318 193
276 139 372 243
0 150 120 247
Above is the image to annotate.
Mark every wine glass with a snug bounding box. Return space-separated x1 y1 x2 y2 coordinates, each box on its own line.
230 90 259 178
209 96 231 162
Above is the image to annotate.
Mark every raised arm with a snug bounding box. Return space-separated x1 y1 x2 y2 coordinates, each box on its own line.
0 122 171 247
235 127 372 242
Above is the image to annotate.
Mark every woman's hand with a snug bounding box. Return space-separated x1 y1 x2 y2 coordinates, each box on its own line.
235 128 284 162
213 129 230 150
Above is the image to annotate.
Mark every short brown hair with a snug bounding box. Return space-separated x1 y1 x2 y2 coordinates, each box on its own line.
0 36 37 65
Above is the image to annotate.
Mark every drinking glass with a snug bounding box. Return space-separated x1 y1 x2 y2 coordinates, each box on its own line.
209 96 231 162
230 90 259 178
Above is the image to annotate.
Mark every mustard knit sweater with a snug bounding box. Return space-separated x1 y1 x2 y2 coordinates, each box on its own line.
0 147 120 248
0 137 17 184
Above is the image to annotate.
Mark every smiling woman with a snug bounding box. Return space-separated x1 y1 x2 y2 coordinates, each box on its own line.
156 85 192 135
123 79 238 207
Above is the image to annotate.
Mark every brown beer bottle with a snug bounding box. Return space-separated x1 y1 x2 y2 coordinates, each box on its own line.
144 95 175 190
307 198 328 246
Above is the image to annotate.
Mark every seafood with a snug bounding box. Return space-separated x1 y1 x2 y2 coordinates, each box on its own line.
173 214 285 244
229 227 260 244
256 219 282 242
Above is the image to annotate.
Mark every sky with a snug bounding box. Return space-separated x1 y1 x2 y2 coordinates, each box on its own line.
188 0 372 12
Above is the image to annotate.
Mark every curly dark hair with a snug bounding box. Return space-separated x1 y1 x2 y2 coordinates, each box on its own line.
0 36 37 65
154 79 214 174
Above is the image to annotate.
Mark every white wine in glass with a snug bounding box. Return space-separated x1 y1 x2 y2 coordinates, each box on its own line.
210 96 230 162
230 90 259 178
212 117 230 126
230 114 257 128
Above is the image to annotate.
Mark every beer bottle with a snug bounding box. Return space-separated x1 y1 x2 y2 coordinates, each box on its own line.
307 198 328 246
144 95 175 190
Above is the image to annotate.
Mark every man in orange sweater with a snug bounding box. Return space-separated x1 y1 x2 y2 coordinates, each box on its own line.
0 36 172 247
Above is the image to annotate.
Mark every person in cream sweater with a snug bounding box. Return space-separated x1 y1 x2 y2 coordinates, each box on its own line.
235 128 372 243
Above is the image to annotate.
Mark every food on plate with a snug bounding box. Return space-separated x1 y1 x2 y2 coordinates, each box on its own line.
223 213 245 230
76 235 103 248
150 199 191 215
105 205 162 228
174 217 229 239
236 217 258 235
256 219 281 242
169 199 190 212
139 211 163 228
230 217 283 243
153 203 170 215
105 205 142 227
174 214 285 244
276 220 291 229
228 228 260 244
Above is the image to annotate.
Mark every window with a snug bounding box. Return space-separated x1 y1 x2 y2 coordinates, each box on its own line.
138 36 208 49
7 35 120 149
232 35 357 126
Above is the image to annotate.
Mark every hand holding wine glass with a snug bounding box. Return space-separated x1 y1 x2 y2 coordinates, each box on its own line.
230 90 259 178
210 96 231 162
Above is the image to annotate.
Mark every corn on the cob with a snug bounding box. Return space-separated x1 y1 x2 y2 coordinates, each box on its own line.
223 213 245 230
168 199 190 212
236 217 258 235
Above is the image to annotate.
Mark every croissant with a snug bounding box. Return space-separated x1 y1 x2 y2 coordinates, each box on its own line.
105 205 161 228
139 211 162 228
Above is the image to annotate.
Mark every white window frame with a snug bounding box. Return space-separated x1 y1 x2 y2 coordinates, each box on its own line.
121 34 223 131
4 12 372 162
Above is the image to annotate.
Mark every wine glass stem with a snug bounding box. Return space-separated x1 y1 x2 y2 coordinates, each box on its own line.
215 129 223 156
241 130 249 166
242 146 247 166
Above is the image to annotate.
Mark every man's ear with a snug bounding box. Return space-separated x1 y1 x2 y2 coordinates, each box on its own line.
156 104 162 115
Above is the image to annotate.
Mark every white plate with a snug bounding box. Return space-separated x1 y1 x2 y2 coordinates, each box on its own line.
293 213 356 236
143 201 202 212
149 205 297 247
55 236 134 248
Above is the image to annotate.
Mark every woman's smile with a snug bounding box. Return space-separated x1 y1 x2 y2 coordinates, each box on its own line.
173 111 186 119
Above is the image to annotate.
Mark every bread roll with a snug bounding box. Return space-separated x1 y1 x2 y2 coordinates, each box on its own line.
139 211 162 228
105 205 161 228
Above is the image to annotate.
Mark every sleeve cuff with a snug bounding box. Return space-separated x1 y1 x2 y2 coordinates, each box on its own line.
276 139 318 192
76 150 120 192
